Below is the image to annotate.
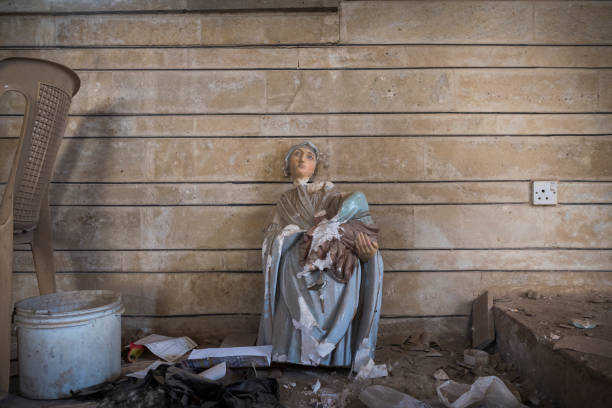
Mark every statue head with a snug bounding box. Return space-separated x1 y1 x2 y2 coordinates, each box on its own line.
283 141 320 182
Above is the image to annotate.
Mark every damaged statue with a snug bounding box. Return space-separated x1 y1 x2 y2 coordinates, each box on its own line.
257 141 384 372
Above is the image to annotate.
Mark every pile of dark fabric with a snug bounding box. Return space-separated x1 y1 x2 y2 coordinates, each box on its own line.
72 364 284 408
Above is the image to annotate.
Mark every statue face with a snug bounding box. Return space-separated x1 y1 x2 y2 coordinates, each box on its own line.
289 147 317 180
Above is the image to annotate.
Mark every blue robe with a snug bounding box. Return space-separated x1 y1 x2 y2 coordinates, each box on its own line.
257 182 384 370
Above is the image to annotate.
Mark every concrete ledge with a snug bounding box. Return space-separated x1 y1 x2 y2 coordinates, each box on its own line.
493 294 612 408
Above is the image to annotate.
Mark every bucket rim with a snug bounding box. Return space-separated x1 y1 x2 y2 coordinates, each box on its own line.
14 290 124 327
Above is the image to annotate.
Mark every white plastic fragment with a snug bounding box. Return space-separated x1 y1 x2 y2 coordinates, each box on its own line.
312 379 321 393
355 358 388 380
360 385 432 408
433 368 449 382
198 362 226 381
436 376 526 408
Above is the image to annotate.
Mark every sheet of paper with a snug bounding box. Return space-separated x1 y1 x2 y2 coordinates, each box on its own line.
198 362 227 381
189 345 272 364
186 345 273 368
134 334 198 362
126 360 163 379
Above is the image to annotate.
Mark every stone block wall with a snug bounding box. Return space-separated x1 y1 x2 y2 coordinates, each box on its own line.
1 0 611 339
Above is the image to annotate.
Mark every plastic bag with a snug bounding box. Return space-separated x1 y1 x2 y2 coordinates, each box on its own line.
359 385 432 408
436 376 525 408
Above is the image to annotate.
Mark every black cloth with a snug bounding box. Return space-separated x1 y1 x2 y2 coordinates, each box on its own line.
72 364 284 408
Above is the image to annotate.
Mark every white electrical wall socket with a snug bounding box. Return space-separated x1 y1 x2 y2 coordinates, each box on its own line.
532 181 558 205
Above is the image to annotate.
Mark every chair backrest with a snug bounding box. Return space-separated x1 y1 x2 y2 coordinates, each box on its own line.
0 58 80 232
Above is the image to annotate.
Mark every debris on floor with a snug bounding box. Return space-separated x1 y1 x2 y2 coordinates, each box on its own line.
436 376 524 408
133 333 198 362
185 345 273 369
359 384 431 408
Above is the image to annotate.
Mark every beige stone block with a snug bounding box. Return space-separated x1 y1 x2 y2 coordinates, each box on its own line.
261 113 612 136
493 114 612 135
371 206 414 249
51 207 142 250
147 138 424 182
44 182 528 206
266 70 454 112
11 247 612 274
0 48 298 70
45 205 410 250
560 182 612 204
0 0 187 13
0 90 26 115
122 315 261 345
12 273 263 314
349 182 528 205
414 205 612 248
4 113 609 139
120 250 256 272
535 2 612 44
0 140 17 180
109 71 266 114
69 71 114 115
53 139 148 182
340 1 532 44
63 115 261 137
299 45 612 68
55 14 202 46
139 206 271 250
13 250 123 273
199 13 338 45
456 69 602 112
53 13 337 46
425 136 612 180
51 183 292 205
382 272 480 316
382 249 612 272
13 249 259 273
599 71 612 112
0 0 338 13
0 16 55 46
480 271 612 296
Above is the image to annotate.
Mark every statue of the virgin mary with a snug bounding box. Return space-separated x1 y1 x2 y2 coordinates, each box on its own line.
257 141 384 372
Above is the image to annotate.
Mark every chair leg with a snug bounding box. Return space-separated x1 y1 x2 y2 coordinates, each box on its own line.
32 194 56 295
0 212 14 394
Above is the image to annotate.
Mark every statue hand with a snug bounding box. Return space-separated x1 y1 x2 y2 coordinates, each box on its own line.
356 232 378 262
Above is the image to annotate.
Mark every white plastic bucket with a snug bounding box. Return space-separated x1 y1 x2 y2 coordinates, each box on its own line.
14 290 124 399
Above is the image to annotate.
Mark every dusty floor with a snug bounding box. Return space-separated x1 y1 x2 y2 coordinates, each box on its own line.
4 330 534 408
5 291 612 407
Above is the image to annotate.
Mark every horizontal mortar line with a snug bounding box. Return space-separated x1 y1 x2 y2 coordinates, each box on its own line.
46 202 540 207
0 8 339 17
65 66 612 72
383 247 612 251
382 314 470 319
17 180 612 184
46 202 612 207
14 270 262 275
4 44 612 50
120 313 470 319
3 43 612 49
49 133 612 139
3 134 611 141
14 247 612 252
0 43 341 50
13 269 612 275
122 313 261 318
3 112 612 117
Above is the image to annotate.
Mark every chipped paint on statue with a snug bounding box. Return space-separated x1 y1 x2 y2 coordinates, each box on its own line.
257 141 384 372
